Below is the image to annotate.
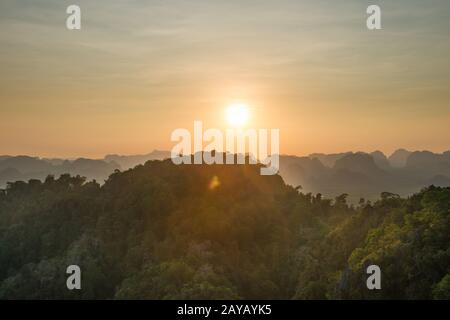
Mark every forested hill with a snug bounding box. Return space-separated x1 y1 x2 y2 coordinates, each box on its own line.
0 160 449 299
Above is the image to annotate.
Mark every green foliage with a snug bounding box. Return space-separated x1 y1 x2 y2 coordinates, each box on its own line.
0 160 448 299
433 274 450 299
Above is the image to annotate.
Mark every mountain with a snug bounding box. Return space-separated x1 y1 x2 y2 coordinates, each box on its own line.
280 153 391 201
334 153 386 177
0 156 120 188
59 158 121 182
104 150 171 170
370 150 390 169
279 150 450 202
2 149 450 203
0 150 172 188
405 151 450 176
42 158 66 166
388 148 412 168
0 156 54 173
278 156 327 188
0 159 448 299
308 152 351 167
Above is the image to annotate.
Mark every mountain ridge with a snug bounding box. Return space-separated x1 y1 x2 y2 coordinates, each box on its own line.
1 149 449 202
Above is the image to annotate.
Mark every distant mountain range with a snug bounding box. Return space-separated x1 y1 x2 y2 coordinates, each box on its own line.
104 150 171 170
280 149 450 202
0 150 171 188
1 149 449 201
0 156 120 188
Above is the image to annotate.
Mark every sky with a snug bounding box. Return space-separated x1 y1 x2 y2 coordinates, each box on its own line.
1 0 449 158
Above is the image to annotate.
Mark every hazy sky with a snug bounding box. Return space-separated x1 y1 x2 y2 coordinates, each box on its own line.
1 0 449 158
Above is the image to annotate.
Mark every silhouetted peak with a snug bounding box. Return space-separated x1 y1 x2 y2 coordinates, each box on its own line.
370 151 390 169
389 149 412 168
308 152 352 167
334 152 384 176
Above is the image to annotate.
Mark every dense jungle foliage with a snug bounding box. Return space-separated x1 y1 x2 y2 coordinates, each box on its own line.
0 160 449 299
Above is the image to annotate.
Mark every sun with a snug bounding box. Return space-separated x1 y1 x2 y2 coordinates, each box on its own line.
226 103 250 127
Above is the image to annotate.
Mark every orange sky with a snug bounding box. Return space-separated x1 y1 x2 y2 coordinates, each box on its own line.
1 1 449 158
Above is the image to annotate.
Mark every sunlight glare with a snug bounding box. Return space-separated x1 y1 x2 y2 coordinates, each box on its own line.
226 103 250 127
